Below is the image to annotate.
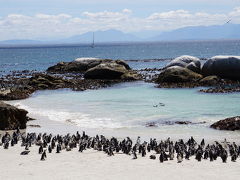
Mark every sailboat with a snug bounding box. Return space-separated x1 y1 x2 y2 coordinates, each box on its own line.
91 32 95 48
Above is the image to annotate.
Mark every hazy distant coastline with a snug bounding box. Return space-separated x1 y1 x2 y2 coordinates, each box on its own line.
1 24 240 46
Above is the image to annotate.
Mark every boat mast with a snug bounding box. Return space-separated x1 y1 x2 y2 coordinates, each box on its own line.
91 32 95 48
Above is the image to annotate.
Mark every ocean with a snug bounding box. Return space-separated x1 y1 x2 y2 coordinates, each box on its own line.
1 40 240 141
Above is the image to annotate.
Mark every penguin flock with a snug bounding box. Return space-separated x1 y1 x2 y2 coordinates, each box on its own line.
0 129 240 163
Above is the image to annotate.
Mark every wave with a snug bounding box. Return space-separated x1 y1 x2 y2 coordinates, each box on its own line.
12 102 124 129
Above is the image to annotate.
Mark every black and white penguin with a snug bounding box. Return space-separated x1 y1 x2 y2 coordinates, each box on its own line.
40 150 47 161
177 152 183 163
38 145 43 154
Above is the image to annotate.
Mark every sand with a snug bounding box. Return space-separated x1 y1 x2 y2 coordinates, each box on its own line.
0 142 240 180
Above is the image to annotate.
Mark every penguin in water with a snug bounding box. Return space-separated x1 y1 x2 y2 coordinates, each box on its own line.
41 150 47 161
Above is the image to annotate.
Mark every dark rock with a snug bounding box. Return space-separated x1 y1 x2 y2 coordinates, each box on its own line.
199 76 220 86
210 116 240 131
47 58 130 73
84 62 126 79
0 101 28 130
165 55 201 73
29 74 70 89
146 120 206 127
84 62 139 80
27 124 41 128
156 66 203 83
0 88 33 100
202 56 240 80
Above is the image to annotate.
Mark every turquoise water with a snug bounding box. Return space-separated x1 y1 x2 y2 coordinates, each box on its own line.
2 41 240 141
10 81 240 141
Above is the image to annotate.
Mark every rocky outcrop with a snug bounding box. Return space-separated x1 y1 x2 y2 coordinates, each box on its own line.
165 55 201 73
202 56 240 80
199 75 220 86
0 101 28 130
28 74 71 90
47 58 131 73
84 61 138 80
210 116 240 131
47 58 137 80
47 58 102 73
146 120 206 127
156 66 203 83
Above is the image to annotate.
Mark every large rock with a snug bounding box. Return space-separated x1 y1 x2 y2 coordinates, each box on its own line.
47 58 130 73
84 62 135 80
0 101 28 130
166 55 201 73
28 74 71 90
199 75 220 86
210 116 240 131
202 56 240 80
156 66 203 83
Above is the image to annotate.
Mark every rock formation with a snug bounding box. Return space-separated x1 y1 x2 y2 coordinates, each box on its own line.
210 116 240 131
202 56 240 80
0 101 28 130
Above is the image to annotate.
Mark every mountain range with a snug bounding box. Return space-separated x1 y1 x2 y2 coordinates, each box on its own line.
0 24 239 45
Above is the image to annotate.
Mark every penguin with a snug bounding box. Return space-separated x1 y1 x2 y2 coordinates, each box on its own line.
48 145 52 153
220 150 227 163
132 151 137 159
169 152 174 160
204 150 209 159
200 139 205 148
38 145 43 154
185 150 190 160
231 153 237 162
4 141 9 149
159 152 164 163
21 150 30 155
25 143 29 151
177 152 183 163
149 155 156 160
56 144 61 153
40 150 47 161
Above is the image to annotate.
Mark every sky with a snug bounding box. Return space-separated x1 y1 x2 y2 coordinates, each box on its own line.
0 0 240 40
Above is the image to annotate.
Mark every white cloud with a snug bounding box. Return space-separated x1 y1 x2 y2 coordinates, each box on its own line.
0 7 240 40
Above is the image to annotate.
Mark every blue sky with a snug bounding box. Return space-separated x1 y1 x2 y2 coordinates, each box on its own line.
0 0 240 40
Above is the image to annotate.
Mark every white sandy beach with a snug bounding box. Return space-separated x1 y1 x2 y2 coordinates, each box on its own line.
0 142 240 180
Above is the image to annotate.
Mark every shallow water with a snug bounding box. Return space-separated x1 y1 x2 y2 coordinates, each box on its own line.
8 81 240 141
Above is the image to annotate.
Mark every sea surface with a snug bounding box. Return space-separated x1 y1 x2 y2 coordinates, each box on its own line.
1 40 240 141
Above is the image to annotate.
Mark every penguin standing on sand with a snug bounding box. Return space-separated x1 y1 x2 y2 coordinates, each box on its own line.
159 152 164 163
48 145 52 153
39 145 43 154
56 144 61 153
132 151 137 159
177 152 183 163
220 149 228 163
41 150 47 161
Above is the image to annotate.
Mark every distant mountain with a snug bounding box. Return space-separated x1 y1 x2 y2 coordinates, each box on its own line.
1 24 240 46
0 39 42 45
63 29 141 43
150 24 240 41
